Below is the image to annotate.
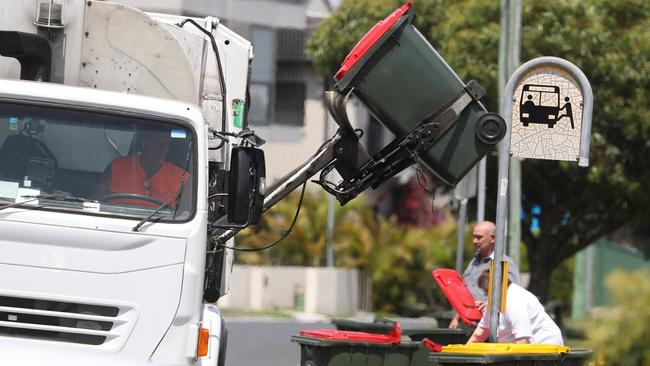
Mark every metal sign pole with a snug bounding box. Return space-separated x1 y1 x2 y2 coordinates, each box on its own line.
455 198 469 273
489 113 511 343
455 169 477 273
489 0 519 342
477 158 486 222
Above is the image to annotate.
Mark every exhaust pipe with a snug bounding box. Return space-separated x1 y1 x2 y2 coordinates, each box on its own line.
0 31 52 82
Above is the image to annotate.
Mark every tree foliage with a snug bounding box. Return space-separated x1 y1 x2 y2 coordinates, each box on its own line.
587 269 650 366
307 0 650 301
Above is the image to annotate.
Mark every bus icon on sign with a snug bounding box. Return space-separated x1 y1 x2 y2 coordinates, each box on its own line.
520 84 560 127
519 84 574 129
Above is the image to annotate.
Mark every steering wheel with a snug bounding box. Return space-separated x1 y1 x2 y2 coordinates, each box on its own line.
98 193 168 207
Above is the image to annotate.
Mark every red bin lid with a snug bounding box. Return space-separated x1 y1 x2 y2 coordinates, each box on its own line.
432 269 483 326
333 2 412 81
300 321 402 344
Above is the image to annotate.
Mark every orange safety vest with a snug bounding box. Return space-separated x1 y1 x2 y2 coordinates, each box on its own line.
109 155 189 207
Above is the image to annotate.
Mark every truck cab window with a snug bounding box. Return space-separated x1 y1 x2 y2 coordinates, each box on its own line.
0 101 195 221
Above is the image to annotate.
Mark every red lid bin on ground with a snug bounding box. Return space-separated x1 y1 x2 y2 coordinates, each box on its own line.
300 321 402 344
292 321 419 366
432 268 483 326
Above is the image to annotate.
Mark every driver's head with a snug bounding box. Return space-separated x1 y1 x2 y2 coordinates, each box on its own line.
138 128 171 165
24 118 45 136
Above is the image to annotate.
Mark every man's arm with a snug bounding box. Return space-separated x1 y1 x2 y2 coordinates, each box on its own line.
467 326 489 343
449 313 460 329
475 300 486 312
449 300 485 328
515 337 531 344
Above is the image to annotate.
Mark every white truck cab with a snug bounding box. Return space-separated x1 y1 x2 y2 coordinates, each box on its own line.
0 80 220 365
0 1 255 365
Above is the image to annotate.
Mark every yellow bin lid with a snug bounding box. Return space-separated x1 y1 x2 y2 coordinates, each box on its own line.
441 343 570 354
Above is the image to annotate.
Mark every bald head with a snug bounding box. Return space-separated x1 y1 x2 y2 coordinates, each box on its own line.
472 221 496 259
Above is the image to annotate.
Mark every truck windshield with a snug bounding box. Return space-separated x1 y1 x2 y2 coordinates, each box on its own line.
0 101 195 221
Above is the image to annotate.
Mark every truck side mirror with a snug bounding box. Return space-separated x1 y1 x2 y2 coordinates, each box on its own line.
227 146 265 225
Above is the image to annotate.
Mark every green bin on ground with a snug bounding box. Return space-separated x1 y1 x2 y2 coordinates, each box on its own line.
291 329 419 366
407 329 473 366
429 344 594 366
331 318 395 334
327 319 474 365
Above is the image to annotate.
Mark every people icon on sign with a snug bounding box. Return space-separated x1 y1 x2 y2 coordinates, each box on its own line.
557 97 575 129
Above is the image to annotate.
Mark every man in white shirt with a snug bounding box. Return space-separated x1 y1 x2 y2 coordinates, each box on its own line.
467 271 564 345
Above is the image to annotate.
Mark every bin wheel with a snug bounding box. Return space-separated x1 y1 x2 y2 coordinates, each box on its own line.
475 113 507 145
548 124 554 128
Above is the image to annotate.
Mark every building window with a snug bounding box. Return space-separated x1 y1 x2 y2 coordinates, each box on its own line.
249 83 271 125
276 28 308 62
248 26 308 128
249 26 275 126
275 82 305 127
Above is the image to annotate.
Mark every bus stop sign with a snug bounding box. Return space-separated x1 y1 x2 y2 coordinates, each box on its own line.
489 56 593 343
508 57 593 166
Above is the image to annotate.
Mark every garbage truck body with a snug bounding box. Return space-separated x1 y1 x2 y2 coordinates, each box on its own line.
0 1 253 365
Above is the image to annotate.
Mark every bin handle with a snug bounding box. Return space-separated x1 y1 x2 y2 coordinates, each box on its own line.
422 338 443 352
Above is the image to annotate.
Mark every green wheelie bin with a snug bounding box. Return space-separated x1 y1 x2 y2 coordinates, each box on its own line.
326 319 474 365
331 318 395 334
333 2 506 186
407 328 473 366
331 318 471 344
291 325 420 366
429 344 595 366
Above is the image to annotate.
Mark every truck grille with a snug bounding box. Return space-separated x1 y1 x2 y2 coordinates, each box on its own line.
0 295 137 348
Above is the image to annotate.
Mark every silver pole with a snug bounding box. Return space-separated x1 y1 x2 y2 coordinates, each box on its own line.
508 159 521 265
500 0 522 267
490 0 520 342
489 129 510 342
326 193 335 267
325 100 336 267
477 158 486 222
585 244 594 311
455 198 468 273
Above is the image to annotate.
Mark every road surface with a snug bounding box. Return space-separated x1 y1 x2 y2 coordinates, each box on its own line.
224 318 334 366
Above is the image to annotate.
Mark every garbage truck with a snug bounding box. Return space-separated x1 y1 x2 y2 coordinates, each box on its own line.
0 1 505 365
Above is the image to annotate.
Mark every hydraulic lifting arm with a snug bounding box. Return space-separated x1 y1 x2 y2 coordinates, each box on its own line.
212 80 487 245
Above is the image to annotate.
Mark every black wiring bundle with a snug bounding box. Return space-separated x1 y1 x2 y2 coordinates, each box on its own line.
218 180 307 252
